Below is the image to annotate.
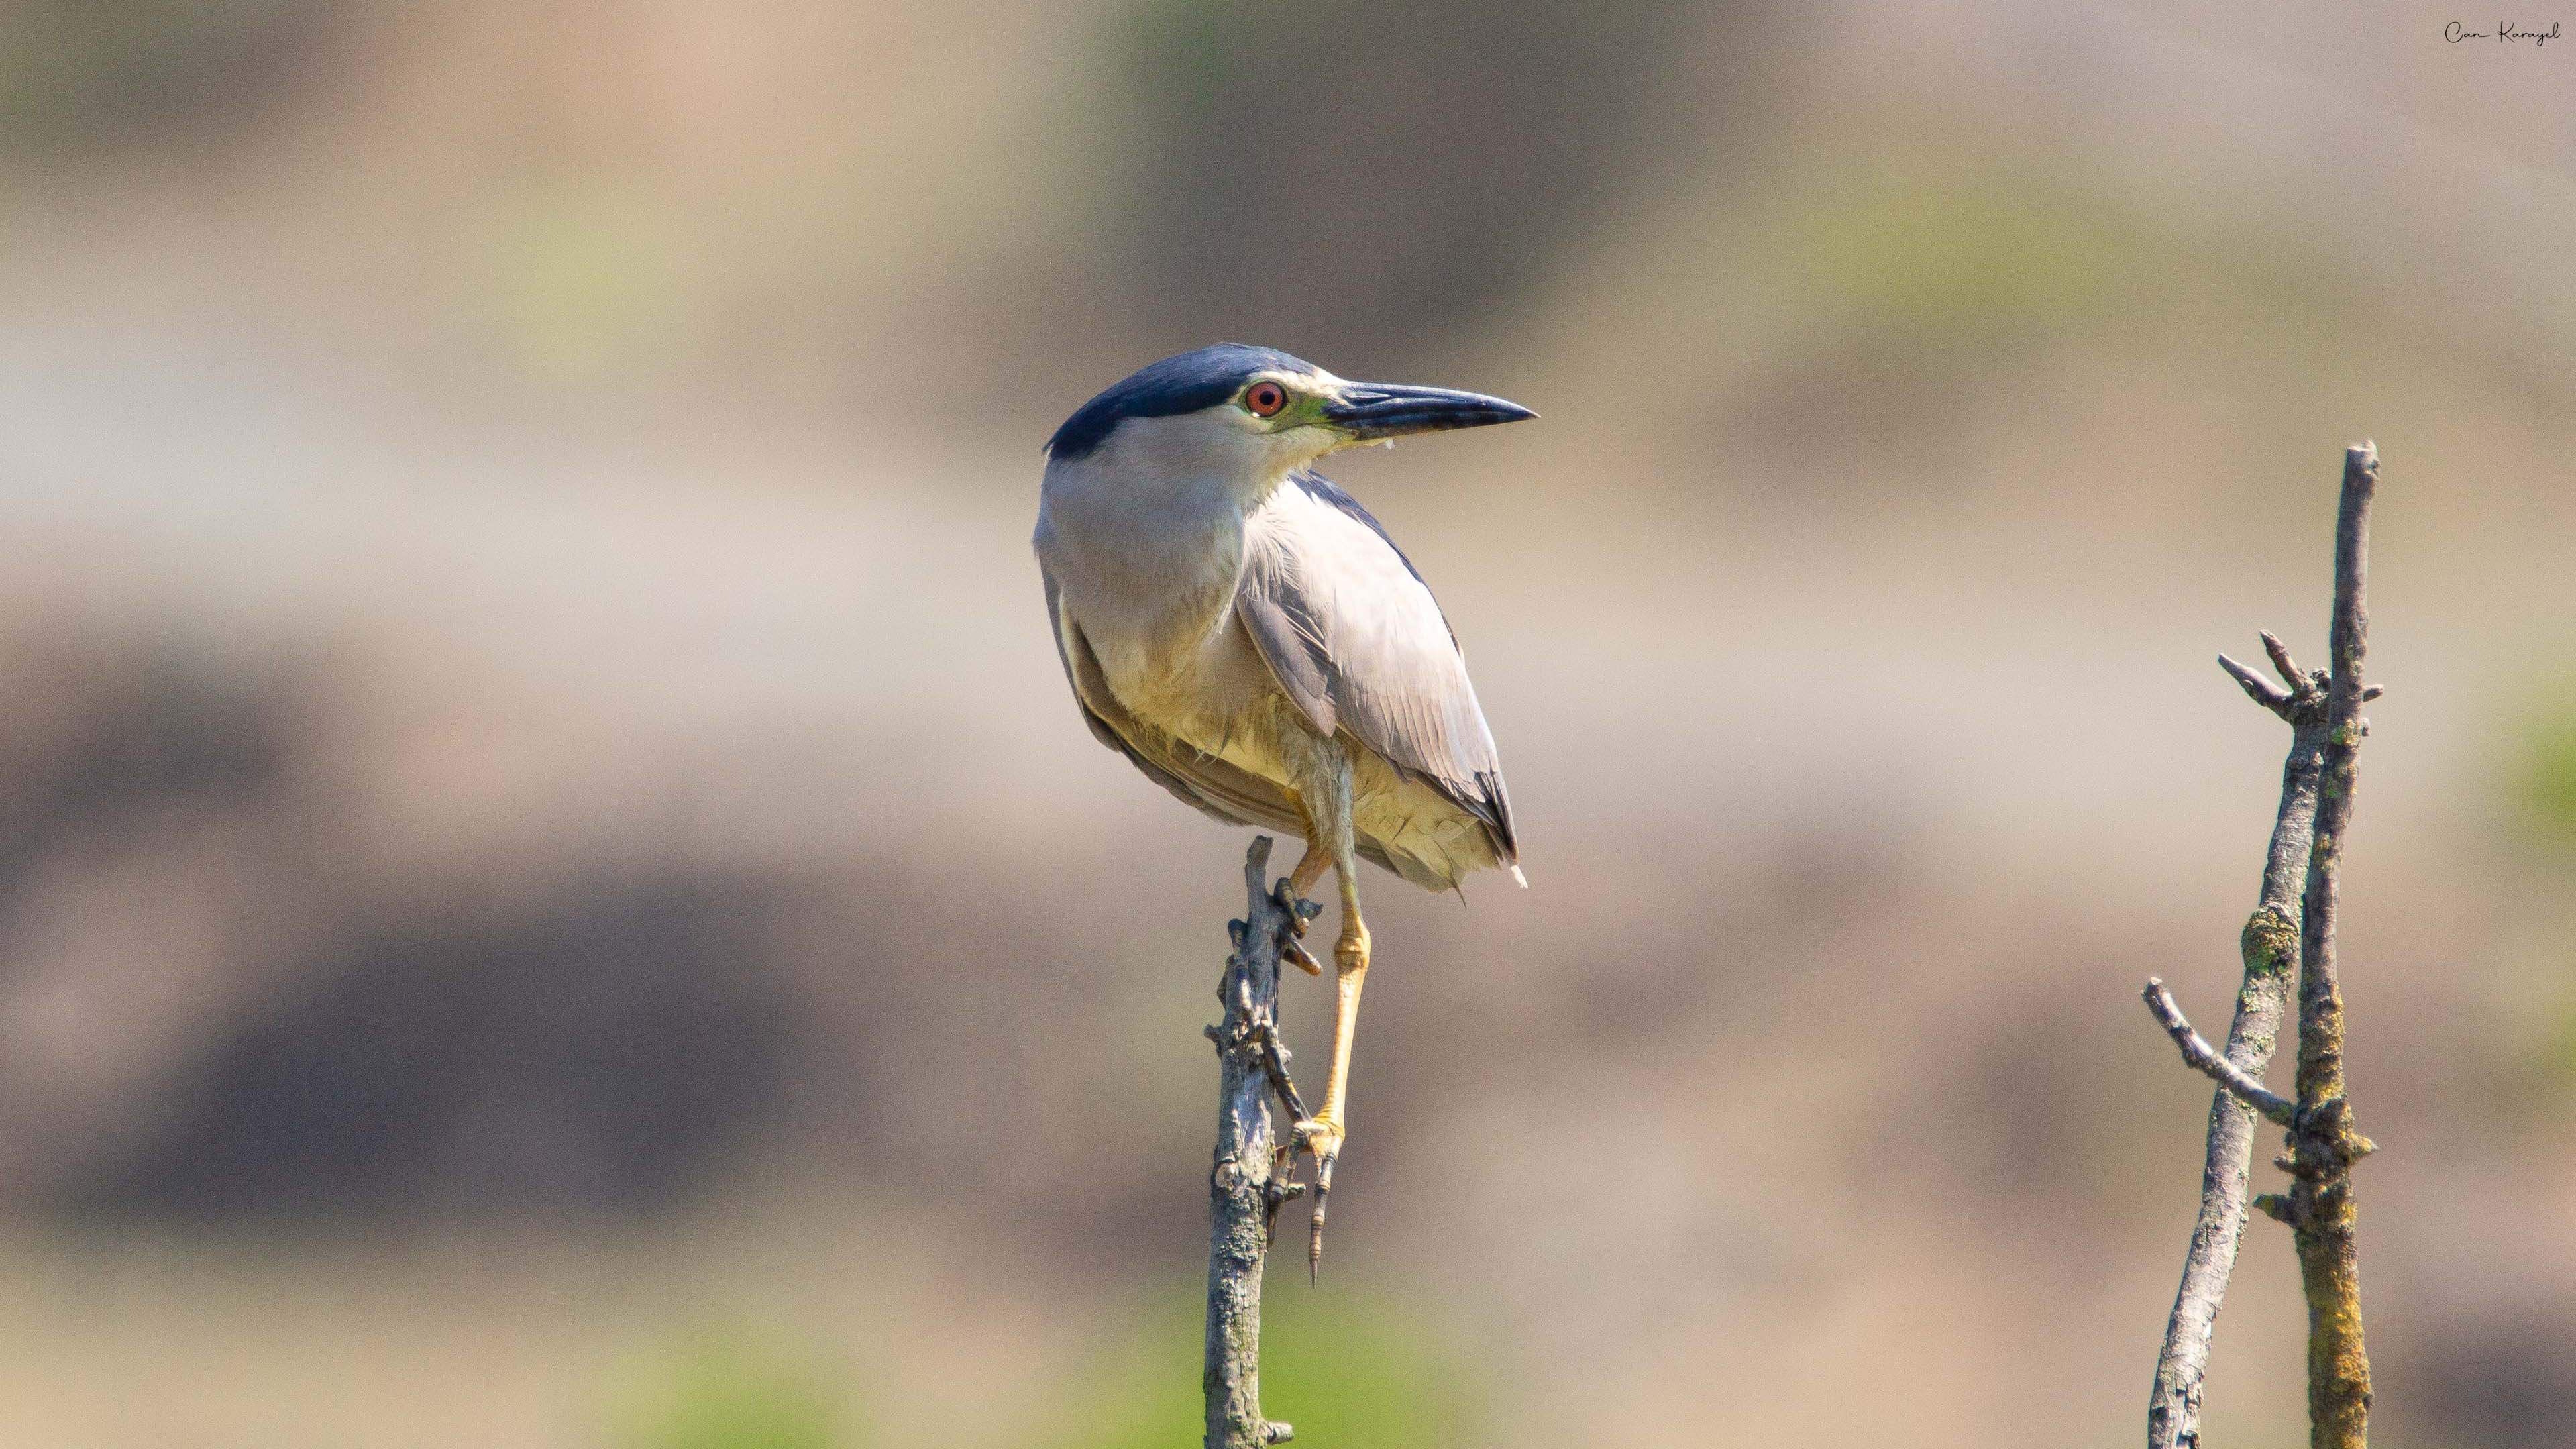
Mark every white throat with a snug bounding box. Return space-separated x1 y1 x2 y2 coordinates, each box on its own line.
1036 409 1320 671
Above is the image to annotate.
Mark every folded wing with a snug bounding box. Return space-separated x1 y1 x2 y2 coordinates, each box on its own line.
1235 472 1518 866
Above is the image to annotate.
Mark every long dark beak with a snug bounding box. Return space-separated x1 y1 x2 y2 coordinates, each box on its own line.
1322 382 1536 442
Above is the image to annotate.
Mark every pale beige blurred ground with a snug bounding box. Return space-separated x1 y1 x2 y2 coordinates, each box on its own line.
1 2 2574 1446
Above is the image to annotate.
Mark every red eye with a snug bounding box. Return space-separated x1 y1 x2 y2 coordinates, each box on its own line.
1245 381 1287 417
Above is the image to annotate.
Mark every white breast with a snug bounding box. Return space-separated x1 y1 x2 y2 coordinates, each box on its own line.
1034 412 1299 763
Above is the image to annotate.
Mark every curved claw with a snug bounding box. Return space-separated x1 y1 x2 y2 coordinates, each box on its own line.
1281 936 1325 977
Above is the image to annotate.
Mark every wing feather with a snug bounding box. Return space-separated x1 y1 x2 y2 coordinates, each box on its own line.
1237 472 1518 863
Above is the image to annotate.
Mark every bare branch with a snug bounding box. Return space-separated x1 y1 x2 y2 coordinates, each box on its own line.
2261 630 2309 695
2145 449 2378 1449
2219 653 2296 716
2146 761 2322 1449
2147 443 2383 1449
1205 837 1303 1448
2281 441 2380 1449
2143 978 2296 1124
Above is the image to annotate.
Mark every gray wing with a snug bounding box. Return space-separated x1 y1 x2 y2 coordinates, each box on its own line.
1040 564 1305 835
1236 472 1518 863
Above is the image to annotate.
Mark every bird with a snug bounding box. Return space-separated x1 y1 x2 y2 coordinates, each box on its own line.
1032 343 1532 1267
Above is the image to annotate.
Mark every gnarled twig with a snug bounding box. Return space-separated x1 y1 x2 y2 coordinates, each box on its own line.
1205 837 1309 1448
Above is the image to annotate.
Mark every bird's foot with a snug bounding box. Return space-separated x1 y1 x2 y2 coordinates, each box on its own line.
1291 1114 1342 1161
1271 880 1325 973
1271 878 1323 934
1291 1114 1344 1282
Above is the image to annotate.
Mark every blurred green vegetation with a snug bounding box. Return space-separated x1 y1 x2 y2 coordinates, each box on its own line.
606 1324 857 1449
1781 164 2135 344
2510 677 2576 853
2500 674 2576 1108
1068 1283 1487 1449
480 176 690 382
2534 1009 2576 1100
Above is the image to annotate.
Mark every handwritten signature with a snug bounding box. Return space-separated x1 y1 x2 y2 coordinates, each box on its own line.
2445 19 2563 43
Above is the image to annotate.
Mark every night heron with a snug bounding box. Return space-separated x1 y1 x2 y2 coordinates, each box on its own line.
1034 343 1532 1262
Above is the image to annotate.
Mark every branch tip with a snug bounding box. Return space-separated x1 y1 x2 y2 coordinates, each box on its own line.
2259 631 2306 692
2219 653 2294 714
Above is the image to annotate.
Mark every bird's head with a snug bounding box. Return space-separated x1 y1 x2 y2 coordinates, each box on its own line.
1044 344 1534 496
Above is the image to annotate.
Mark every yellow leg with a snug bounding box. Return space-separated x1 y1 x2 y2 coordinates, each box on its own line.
1303 867 1368 1147
1294 844 1369 1279
1287 840 1330 899
1277 737 1368 1275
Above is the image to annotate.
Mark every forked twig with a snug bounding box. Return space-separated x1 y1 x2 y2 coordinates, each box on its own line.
2143 443 2383 1449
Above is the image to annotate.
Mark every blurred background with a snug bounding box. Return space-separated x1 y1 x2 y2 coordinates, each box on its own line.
0 1 2572 1444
